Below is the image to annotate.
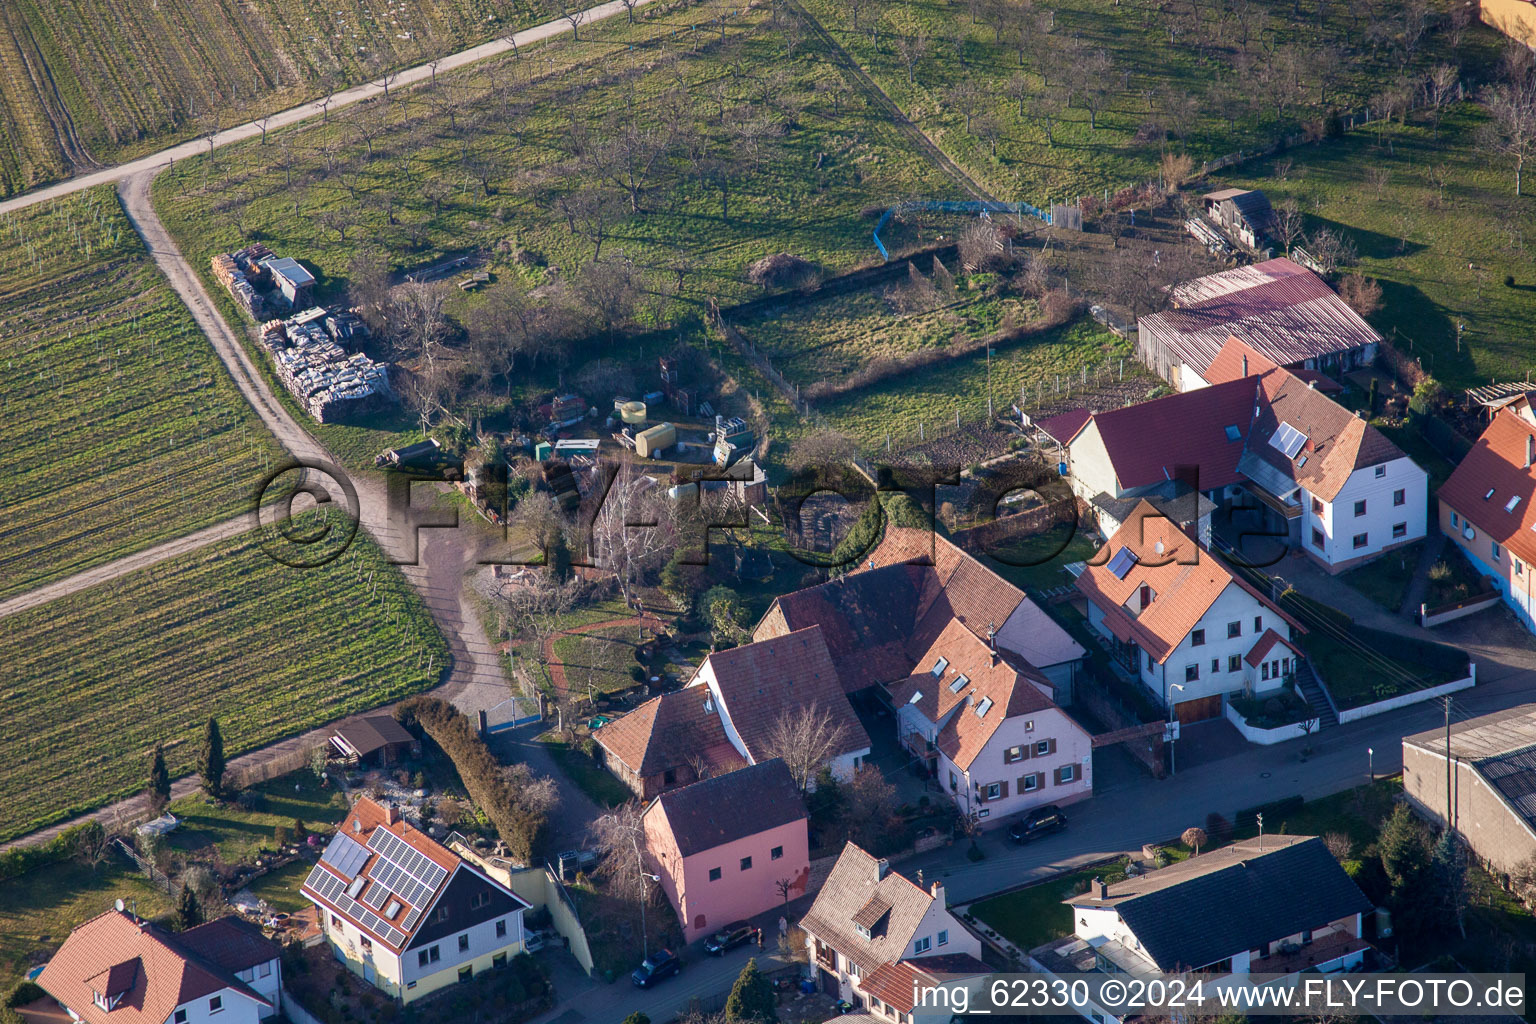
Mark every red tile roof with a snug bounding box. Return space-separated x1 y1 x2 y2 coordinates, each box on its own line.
37 912 272 1024
801 843 940 974
1244 628 1304 667
592 689 746 779
862 954 990 1013
1140 258 1381 376
1081 378 1257 492
1246 368 1404 502
888 618 1055 770
1074 502 1302 663
1036 408 1094 445
700 626 870 762
645 759 806 857
1440 407 1536 566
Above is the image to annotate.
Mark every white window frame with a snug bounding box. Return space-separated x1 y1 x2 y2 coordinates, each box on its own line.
1061 764 1076 783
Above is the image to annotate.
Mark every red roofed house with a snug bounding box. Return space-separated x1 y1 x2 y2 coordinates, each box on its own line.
687 625 872 780
1076 502 1306 723
1439 401 1536 632
1136 257 1380 391
800 842 985 1013
642 758 809 940
886 617 1092 827
1063 357 1426 572
301 797 531 1003
34 911 280 1024
591 688 748 801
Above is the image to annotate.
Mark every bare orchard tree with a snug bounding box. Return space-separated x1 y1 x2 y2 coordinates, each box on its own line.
760 702 851 794
786 427 856 474
506 763 561 820
1307 227 1357 275
1271 197 1306 255
589 462 680 607
1424 63 1460 136
1480 78 1536 196
552 0 589 40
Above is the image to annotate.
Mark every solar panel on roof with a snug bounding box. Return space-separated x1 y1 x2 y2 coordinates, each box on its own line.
401 908 423 932
1268 422 1307 459
320 833 371 879
362 884 391 910
1107 547 1139 580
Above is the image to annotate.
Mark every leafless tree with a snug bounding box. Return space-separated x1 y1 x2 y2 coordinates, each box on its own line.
590 461 680 606
948 81 983 134
1337 274 1383 318
315 208 355 244
589 802 655 941
846 765 899 849
894 29 930 85
1480 78 1536 196
619 0 642 23
576 256 643 339
1424 64 1460 137
557 187 625 261
786 427 856 473
1027 86 1065 148
760 702 851 794
594 109 669 214
1307 227 1357 274
1322 832 1353 861
1271 197 1306 255
1365 165 1391 199
552 0 590 40
1076 50 1114 129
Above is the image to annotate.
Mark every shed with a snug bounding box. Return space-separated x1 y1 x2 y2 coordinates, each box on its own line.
635 422 677 459
330 715 420 766
1202 188 1273 249
261 257 316 308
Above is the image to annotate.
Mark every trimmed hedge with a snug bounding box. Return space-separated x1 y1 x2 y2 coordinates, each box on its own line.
395 698 546 863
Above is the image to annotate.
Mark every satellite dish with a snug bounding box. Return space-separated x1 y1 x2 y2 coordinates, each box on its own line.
114 899 126 913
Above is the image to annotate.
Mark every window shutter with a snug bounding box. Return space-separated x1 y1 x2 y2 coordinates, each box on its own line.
1053 766 1064 785
999 780 1010 799
1020 743 1031 760
1018 775 1031 791
1047 738 1057 755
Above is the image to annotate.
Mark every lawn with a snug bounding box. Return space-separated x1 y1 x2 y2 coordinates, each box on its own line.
968 858 1130 952
552 625 651 699
1227 104 1536 392
1339 540 1423 612
0 187 284 599
0 513 447 843
538 733 633 810
0 859 175 992
165 770 348 868
983 522 1101 593
796 0 1497 206
244 859 316 914
0 0 542 197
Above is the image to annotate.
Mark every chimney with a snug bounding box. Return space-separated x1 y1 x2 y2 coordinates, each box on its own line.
875 858 890 882
1526 433 1534 469
1241 354 1248 377
1093 877 1109 900
384 802 402 826
930 879 946 905
987 621 998 665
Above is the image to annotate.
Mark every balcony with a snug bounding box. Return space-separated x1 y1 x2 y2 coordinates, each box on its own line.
1249 933 1371 976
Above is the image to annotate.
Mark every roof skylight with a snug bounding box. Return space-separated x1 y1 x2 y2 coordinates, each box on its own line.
1269 422 1307 459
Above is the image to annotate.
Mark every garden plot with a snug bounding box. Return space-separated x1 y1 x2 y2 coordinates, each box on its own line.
0 513 447 843
0 188 284 599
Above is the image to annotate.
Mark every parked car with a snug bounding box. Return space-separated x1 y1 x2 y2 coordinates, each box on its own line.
632 949 681 988
1008 805 1067 843
704 921 755 956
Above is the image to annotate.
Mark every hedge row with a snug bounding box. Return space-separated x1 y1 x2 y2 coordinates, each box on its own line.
0 821 106 883
395 698 546 864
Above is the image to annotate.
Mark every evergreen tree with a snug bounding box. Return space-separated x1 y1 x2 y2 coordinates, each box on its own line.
147 742 171 814
621 1015 651 1024
550 532 573 582
723 957 776 1023
1379 804 1429 888
198 718 226 800
177 885 202 930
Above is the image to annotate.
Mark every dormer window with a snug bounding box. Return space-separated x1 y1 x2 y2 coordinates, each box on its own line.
855 924 872 939
948 673 969 694
93 991 109 1011
931 657 948 676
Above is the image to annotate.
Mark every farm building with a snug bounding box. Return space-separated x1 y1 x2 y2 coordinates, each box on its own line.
1136 258 1380 392
1481 0 1536 46
1402 704 1536 880
260 257 316 309
1202 188 1273 249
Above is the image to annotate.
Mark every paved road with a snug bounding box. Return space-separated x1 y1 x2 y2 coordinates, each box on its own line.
0 0 663 218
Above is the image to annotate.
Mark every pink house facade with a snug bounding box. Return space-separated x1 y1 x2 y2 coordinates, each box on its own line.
642 759 810 941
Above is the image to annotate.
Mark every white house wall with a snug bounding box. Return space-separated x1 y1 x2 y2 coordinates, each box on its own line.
400 905 526 987
1304 456 1427 566
1066 423 1122 503
1129 582 1284 706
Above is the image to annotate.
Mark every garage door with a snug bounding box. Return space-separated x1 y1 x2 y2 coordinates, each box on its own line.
1175 694 1223 724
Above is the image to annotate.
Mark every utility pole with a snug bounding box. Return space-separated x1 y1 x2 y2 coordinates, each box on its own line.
986 346 994 419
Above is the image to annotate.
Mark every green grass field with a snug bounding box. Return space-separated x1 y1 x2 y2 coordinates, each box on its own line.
0 514 447 843
1228 104 1536 392
797 0 1498 204
0 188 284 599
165 771 347 869
0 0 543 197
150 0 961 310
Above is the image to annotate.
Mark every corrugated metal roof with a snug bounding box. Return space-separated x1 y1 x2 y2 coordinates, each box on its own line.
1140 258 1380 376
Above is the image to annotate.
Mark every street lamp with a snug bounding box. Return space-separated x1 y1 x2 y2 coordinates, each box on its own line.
1368 747 1374 782
1167 682 1186 776
639 871 661 960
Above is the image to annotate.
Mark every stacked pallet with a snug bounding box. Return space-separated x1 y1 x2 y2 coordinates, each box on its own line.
211 252 265 318
268 312 392 423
